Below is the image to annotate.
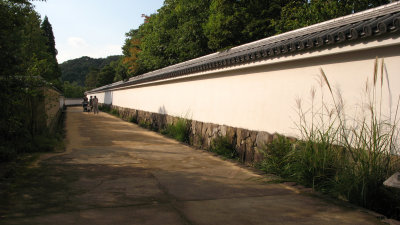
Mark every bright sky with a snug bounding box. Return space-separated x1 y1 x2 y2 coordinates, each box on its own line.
32 0 165 63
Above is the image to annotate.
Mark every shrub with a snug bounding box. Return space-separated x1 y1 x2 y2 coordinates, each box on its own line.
161 118 190 143
257 135 295 178
110 108 120 117
99 104 111 113
139 121 151 129
210 136 237 159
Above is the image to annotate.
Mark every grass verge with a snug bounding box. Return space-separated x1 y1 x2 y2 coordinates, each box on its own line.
257 59 400 219
161 118 191 143
209 136 238 159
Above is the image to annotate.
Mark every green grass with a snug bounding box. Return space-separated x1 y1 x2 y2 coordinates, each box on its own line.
257 58 400 219
99 105 121 118
110 108 120 117
257 135 296 179
99 104 111 113
161 118 190 143
139 121 151 129
129 116 138 124
210 136 238 159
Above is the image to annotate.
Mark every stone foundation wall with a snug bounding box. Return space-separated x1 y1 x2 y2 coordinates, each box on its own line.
104 104 285 164
44 88 63 133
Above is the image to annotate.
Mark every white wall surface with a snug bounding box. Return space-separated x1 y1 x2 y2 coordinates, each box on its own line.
64 98 84 106
88 36 400 138
59 96 65 108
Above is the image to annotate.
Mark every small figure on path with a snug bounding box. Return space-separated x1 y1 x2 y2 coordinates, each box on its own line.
89 96 93 112
93 96 99 114
82 95 88 112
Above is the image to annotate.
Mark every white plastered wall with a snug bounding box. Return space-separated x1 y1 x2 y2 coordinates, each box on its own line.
89 35 400 138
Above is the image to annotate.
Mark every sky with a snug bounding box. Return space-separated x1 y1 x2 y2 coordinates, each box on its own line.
32 0 165 63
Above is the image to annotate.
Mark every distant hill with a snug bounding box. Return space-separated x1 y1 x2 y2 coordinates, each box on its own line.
60 55 122 86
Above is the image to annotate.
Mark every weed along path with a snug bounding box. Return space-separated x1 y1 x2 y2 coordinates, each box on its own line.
1 107 387 225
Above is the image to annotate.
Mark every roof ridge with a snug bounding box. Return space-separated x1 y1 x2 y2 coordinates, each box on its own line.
225 1 400 53
89 2 400 93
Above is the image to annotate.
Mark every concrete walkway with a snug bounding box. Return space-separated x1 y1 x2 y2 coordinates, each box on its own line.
2 107 385 225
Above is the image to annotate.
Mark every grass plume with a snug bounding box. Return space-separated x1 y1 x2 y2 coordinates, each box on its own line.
259 59 400 219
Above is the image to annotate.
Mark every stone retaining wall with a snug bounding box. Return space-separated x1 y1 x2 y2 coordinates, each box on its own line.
104 104 287 164
44 88 63 133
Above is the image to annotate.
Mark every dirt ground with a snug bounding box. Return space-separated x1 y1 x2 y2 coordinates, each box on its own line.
0 107 390 224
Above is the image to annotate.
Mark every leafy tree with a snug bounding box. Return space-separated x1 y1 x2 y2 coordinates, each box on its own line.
135 0 211 73
0 0 52 79
121 29 143 76
84 68 99 89
97 64 116 86
275 0 390 34
163 0 211 62
40 16 61 87
241 0 291 42
40 16 57 59
0 0 26 77
0 0 62 161
118 0 391 78
350 0 391 13
203 0 243 51
113 59 129 82
0 0 58 81
63 81 85 98
204 0 290 51
59 55 121 86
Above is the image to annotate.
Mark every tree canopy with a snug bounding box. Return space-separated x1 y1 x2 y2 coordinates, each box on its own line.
59 55 121 86
275 0 390 33
56 0 392 91
116 0 390 84
41 16 57 59
0 0 62 160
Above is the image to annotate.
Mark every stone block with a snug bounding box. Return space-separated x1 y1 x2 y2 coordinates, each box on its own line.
193 133 203 148
196 121 203 136
206 136 212 148
226 126 236 145
219 125 227 137
201 135 210 149
253 148 265 162
272 133 280 141
191 121 197 135
201 123 210 138
235 144 246 162
245 137 255 162
236 128 250 149
212 126 219 138
166 115 174 125
237 128 250 142
206 123 213 137
249 131 257 144
172 117 179 125
256 131 272 148
201 122 207 138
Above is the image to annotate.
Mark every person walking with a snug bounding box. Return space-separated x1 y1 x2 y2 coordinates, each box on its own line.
82 95 88 112
93 96 99 114
89 96 93 112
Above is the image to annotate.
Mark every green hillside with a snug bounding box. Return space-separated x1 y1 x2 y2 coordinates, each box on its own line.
60 55 121 86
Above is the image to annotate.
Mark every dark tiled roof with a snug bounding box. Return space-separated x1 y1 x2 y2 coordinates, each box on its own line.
88 2 400 93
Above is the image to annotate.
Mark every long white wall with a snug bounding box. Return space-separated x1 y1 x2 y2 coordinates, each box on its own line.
89 35 400 138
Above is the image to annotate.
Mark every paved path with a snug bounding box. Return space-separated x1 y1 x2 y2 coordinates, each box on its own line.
1 107 385 225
